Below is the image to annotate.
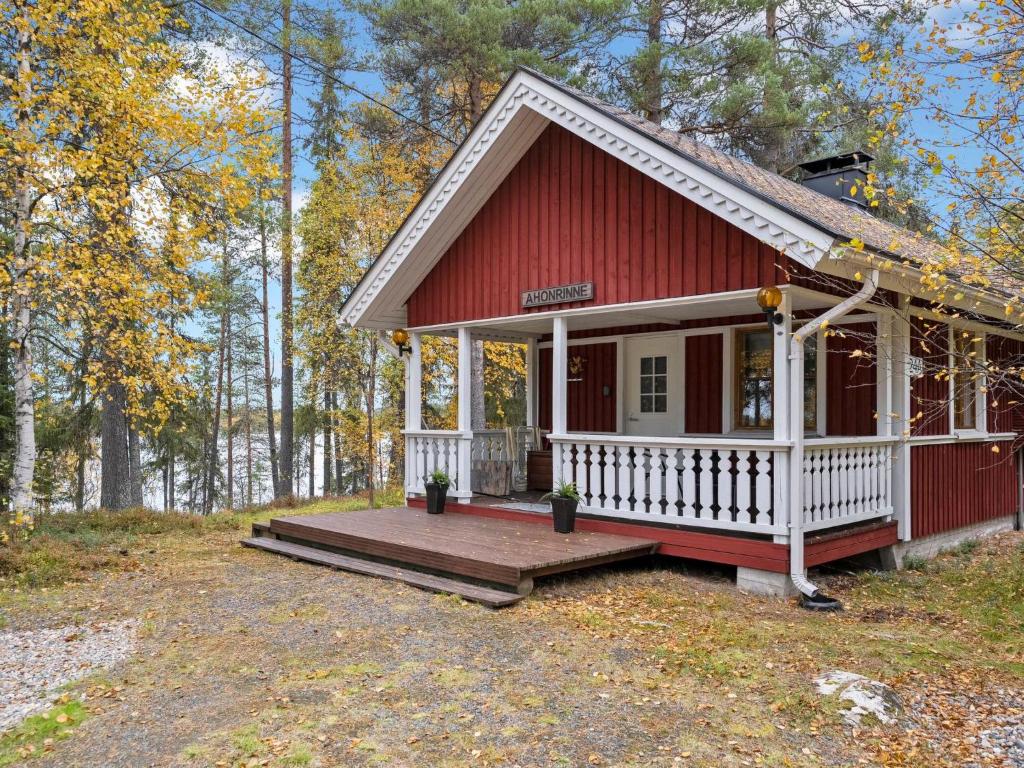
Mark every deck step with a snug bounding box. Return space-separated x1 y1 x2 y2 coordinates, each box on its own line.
240 536 525 608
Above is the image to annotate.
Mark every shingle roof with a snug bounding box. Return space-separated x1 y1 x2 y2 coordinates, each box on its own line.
529 69 948 269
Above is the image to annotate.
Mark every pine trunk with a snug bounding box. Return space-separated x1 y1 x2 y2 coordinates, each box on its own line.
365 336 377 507
278 0 295 498
244 361 253 507
644 0 664 125
128 425 143 507
471 341 486 430
226 310 233 510
322 383 332 495
332 391 343 494
259 201 280 497
100 383 131 510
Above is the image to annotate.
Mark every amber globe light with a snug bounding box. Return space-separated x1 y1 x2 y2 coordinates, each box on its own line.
756 285 783 312
391 328 411 355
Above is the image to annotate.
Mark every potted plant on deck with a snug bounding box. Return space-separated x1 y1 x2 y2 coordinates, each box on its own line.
424 469 451 514
543 480 581 534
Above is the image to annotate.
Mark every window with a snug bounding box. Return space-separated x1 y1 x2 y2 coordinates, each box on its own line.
953 331 979 430
639 355 667 413
734 328 818 431
735 329 773 429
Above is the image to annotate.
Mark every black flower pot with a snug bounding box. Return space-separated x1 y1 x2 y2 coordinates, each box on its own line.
550 496 578 533
425 482 448 514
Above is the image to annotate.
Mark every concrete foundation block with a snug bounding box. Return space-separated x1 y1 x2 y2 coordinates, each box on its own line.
736 567 799 598
890 515 1016 568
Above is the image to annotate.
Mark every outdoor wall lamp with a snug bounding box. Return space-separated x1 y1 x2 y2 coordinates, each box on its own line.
756 285 784 328
391 328 411 356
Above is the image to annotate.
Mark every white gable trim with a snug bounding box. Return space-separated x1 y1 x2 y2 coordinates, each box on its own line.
341 70 838 330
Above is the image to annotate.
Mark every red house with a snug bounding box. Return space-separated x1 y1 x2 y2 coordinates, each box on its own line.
339 69 1023 600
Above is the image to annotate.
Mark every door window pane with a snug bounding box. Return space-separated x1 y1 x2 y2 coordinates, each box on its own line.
639 355 668 413
804 336 818 431
735 330 773 428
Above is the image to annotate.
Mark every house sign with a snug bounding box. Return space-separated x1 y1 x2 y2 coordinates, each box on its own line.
521 282 594 308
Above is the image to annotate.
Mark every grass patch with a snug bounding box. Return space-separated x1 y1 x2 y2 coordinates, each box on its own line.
0 488 405 590
0 699 87 766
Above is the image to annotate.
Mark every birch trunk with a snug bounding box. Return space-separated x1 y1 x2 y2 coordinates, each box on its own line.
128 425 143 507
322 383 332 495
10 3 35 516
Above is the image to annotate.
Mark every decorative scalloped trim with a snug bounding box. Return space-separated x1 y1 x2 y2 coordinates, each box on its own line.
344 78 833 326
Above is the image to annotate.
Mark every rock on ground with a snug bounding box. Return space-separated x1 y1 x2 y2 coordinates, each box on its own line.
816 670 903 727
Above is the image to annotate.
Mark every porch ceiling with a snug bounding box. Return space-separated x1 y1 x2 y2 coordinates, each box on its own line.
421 287 840 340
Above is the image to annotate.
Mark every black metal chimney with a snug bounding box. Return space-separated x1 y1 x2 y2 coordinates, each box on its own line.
797 151 874 210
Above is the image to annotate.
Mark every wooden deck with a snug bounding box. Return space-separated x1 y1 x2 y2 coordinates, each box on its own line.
243 506 658 606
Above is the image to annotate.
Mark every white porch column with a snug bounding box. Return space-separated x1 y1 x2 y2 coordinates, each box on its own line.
772 293 792 541
456 327 473 501
551 317 568 490
876 314 893 437
404 332 423 496
891 298 913 540
525 337 537 428
407 332 422 432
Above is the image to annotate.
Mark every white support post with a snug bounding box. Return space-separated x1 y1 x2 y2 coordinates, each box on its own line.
552 317 568 490
404 332 423 497
407 332 422 432
525 337 537 428
772 293 792 542
456 327 473 501
876 314 893 437
891 296 912 540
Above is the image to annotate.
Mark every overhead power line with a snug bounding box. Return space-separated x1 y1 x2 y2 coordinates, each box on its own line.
187 0 458 146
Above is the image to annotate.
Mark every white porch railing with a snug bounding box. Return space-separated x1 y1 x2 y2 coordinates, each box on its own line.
547 434 790 535
470 429 512 462
801 437 897 531
404 430 472 497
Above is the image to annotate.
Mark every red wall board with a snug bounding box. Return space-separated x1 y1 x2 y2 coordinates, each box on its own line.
824 322 877 437
537 342 617 433
910 440 1018 538
910 317 951 436
685 334 724 433
407 123 790 327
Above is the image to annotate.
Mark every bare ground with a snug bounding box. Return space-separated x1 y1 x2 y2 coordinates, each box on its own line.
1 504 1021 768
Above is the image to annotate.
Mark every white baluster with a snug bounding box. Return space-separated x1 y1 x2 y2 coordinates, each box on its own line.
603 445 618 511
680 450 696 518
717 451 734 523
634 448 648 514
664 449 680 516
812 451 824 525
735 451 752 525
837 447 849 520
802 451 814 525
698 449 714 520
617 448 634 511
589 443 603 508
649 450 666 515
754 451 771 526
827 449 839 521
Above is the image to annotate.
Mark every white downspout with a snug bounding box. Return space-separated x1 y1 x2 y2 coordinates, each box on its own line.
788 269 879 599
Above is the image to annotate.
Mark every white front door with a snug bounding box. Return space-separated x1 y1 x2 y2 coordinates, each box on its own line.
624 335 681 436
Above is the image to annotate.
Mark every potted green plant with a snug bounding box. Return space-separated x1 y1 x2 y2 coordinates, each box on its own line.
424 469 451 514
543 480 581 533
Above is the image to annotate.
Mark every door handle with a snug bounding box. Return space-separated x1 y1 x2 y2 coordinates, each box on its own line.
628 416 639 422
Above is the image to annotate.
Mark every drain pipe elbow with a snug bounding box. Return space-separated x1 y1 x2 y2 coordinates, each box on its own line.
789 269 879 610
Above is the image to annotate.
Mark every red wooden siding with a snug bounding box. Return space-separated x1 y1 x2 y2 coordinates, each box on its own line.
407 123 790 327
824 322 877 437
910 317 950 436
805 521 899 567
910 440 1018 538
685 334 723 433
537 342 617 432
986 335 1024 434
